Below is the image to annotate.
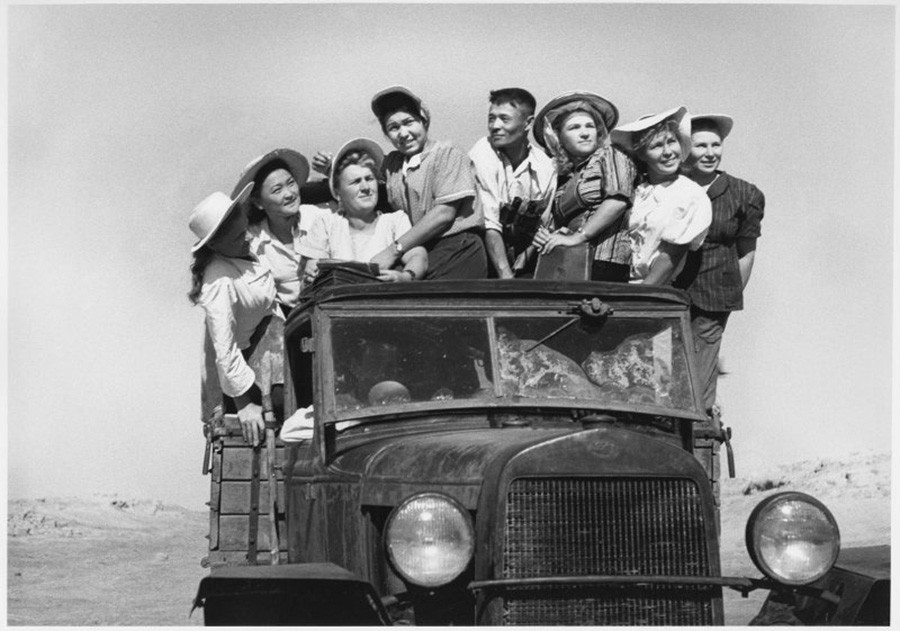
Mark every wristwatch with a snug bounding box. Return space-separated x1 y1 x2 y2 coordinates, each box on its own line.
391 239 405 257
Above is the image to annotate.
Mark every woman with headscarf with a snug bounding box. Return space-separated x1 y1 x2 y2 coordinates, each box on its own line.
298 137 427 283
232 149 318 315
367 85 487 280
611 107 712 285
188 184 281 446
673 114 765 413
530 91 637 282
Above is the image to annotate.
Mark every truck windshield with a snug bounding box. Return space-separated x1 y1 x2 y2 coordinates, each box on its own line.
329 313 695 417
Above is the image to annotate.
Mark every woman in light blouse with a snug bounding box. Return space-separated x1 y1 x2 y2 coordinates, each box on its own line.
189 184 280 446
610 107 712 285
233 149 316 315
299 138 427 283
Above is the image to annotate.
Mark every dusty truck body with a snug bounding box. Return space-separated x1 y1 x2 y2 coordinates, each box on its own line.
194 277 889 625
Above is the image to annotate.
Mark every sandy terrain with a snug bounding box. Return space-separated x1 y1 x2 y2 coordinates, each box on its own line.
7 449 889 626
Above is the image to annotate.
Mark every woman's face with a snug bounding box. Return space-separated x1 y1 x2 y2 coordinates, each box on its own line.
207 207 250 258
558 111 599 160
384 110 427 156
640 129 683 181
256 167 300 220
689 130 724 177
337 164 379 216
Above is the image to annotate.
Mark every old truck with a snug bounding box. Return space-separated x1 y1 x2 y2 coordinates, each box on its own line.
194 275 889 625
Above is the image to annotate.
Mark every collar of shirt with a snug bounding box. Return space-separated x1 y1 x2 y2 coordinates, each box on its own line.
400 139 437 177
250 218 303 254
491 140 541 177
705 171 730 199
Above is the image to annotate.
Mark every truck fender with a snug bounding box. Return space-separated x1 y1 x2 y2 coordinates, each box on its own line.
193 562 390 626
750 545 890 625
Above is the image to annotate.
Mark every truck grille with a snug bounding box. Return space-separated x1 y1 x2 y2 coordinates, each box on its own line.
501 477 713 625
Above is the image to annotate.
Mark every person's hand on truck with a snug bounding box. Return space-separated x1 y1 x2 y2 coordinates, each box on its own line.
233 392 265 446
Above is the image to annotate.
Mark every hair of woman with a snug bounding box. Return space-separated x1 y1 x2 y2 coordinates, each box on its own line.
377 97 425 132
187 245 216 304
333 149 378 183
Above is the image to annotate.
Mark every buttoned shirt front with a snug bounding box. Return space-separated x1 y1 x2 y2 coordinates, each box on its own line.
628 175 712 282
248 206 323 308
674 171 765 311
468 136 556 233
383 139 483 238
200 253 279 397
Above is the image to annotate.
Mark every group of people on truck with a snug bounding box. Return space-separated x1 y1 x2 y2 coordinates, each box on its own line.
187 85 765 445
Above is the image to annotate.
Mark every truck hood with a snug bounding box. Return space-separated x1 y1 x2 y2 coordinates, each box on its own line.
329 427 572 508
326 424 700 509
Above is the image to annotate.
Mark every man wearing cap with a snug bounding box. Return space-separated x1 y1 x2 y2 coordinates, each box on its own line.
368 85 487 280
468 88 556 278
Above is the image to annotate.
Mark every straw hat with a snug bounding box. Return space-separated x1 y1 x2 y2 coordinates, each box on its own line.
231 148 310 200
371 85 431 128
690 114 734 140
533 91 619 156
329 137 386 198
610 106 691 158
189 182 253 252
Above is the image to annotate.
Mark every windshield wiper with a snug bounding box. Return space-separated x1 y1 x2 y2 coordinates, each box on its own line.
523 298 613 353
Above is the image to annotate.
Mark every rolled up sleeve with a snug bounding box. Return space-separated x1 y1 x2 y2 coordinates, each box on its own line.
432 144 475 206
470 143 503 232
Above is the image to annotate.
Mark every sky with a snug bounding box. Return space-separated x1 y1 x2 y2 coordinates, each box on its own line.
6 3 895 508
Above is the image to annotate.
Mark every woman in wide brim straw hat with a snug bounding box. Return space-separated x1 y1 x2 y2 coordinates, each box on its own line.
530 90 639 282
232 148 317 314
188 183 282 447
297 137 427 283
672 113 765 413
610 107 712 285
366 85 487 280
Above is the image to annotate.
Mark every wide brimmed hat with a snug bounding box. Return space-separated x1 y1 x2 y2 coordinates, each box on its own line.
610 106 691 158
189 182 253 253
371 85 431 128
533 91 619 156
231 148 310 200
690 114 734 140
329 137 386 198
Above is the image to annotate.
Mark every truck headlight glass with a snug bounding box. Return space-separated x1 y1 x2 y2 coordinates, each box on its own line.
385 493 474 587
746 492 840 585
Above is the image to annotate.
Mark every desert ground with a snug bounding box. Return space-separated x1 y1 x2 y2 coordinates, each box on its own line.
7 449 890 626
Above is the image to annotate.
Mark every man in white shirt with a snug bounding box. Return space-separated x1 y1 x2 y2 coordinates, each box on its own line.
469 88 556 278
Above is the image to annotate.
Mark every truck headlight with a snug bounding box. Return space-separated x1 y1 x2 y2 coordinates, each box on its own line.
745 492 840 585
385 493 475 587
